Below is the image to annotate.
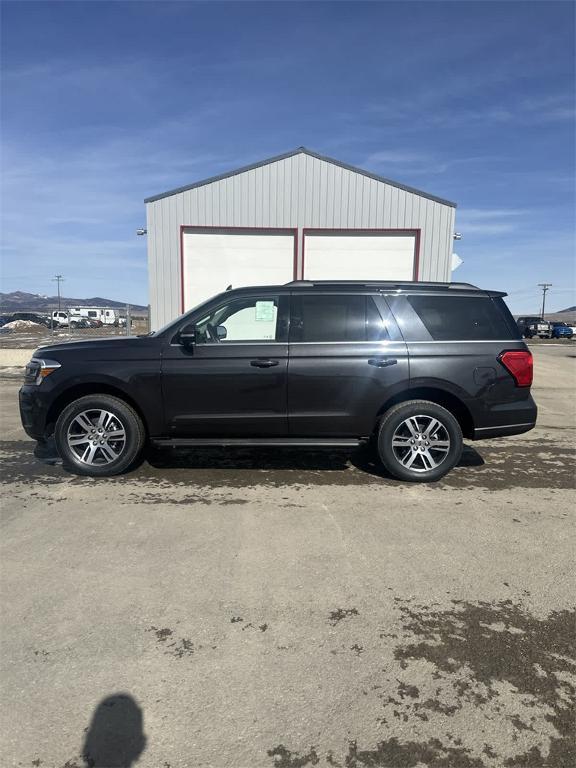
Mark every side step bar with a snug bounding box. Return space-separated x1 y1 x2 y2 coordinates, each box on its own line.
152 437 364 448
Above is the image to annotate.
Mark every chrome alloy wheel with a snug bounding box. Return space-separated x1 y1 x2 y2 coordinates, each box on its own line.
391 415 451 473
66 409 127 466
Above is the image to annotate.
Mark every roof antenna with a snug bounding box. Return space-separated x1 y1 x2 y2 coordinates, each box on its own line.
225 284 232 291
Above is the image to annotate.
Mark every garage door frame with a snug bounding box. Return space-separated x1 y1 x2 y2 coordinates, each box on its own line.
301 228 421 281
180 226 298 313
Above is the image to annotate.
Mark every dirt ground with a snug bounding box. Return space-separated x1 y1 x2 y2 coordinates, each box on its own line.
0 345 574 768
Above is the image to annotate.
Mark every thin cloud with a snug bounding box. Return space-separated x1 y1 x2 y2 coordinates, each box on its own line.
363 151 501 177
456 208 530 235
364 93 574 129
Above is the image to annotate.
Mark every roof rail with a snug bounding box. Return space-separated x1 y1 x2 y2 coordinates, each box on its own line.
284 279 479 290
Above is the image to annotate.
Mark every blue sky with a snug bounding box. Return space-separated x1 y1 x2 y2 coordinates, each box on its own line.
1 0 574 312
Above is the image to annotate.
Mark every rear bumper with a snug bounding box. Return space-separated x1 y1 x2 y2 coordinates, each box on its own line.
471 394 537 440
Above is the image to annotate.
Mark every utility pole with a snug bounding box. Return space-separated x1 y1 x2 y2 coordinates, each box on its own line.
538 283 552 319
52 274 64 311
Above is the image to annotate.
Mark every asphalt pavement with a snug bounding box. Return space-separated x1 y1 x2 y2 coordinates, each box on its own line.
0 345 574 768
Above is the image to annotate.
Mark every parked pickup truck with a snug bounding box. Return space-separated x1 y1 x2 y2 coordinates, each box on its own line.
550 322 574 339
516 316 551 339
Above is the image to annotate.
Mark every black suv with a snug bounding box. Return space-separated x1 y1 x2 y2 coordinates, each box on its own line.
19 281 536 482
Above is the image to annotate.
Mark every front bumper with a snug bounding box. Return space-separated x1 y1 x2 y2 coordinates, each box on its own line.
19 385 51 441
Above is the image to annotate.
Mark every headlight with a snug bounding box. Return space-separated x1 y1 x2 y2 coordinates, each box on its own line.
24 358 61 385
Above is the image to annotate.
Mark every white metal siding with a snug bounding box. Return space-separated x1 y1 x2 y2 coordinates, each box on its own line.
147 152 456 329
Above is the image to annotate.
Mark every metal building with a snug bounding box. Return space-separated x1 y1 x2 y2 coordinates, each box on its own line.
145 147 457 329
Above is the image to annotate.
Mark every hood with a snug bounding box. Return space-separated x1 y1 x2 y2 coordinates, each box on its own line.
34 334 156 359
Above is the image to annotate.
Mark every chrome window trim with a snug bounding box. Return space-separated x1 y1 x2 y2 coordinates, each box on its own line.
289 339 517 345
288 340 400 346
406 340 520 344
169 341 289 348
169 339 516 347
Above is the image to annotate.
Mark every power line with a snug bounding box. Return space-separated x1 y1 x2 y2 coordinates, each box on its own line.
52 274 65 311
538 283 552 318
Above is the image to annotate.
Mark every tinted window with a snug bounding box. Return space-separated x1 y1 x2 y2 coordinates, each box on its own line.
406 295 517 341
291 295 388 342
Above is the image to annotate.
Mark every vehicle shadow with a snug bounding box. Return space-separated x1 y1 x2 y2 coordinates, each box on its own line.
80 693 146 767
25 436 485 484
144 442 485 480
350 443 485 479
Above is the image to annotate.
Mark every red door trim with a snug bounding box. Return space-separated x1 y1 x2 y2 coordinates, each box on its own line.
179 226 299 313
301 228 421 282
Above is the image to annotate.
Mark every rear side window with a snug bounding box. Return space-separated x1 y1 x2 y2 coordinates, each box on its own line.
291 294 389 342
406 295 518 341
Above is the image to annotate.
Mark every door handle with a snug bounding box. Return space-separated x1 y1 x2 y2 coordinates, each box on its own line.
368 357 398 368
250 359 279 368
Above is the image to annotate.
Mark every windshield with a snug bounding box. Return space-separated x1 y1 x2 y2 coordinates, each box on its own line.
149 293 227 337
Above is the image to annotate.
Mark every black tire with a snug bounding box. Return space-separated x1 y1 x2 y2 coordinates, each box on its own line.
55 394 145 477
376 400 463 483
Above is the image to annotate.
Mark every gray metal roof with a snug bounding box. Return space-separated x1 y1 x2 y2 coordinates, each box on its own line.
144 147 457 207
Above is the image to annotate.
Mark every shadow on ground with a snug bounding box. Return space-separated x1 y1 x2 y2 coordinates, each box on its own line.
0 438 573 490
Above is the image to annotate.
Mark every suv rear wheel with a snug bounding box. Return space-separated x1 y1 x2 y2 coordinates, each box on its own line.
55 394 145 477
377 400 463 482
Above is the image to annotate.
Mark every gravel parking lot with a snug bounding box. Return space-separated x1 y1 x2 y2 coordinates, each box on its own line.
1 345 574 768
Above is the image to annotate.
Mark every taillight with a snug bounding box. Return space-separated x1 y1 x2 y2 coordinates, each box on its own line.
499 350 533 387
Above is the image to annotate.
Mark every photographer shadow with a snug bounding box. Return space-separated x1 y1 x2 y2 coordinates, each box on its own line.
81 693 146 767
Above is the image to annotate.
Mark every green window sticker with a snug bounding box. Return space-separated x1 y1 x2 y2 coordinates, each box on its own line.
255 301 275 322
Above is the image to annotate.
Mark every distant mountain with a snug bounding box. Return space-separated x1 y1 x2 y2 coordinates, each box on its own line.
558 306 576 313
0 291 148 312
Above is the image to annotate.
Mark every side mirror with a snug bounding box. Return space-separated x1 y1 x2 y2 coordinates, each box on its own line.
179 323 196 346
216 325 227 340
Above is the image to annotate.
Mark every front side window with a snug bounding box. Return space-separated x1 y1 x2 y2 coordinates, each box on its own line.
290 294 389 343
195 295 283 343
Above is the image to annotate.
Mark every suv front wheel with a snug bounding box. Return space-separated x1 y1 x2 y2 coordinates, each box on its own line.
377 400 463 482
55 394 145 477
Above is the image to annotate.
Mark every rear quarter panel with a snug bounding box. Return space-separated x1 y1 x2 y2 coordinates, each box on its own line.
385 293 536 432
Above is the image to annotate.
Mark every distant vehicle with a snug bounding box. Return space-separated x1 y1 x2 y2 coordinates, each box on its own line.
69 307 120 326
69 317 92 329
5 312 50 327
84 317 103 328
550 322 574 339
52 310 110 328
51 311 70 328
516 316 551 339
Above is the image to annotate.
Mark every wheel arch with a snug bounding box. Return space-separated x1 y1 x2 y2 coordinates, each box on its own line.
45 383 148 437
376 386 474 439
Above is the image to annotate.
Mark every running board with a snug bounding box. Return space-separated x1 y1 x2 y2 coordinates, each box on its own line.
152 437 364 448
